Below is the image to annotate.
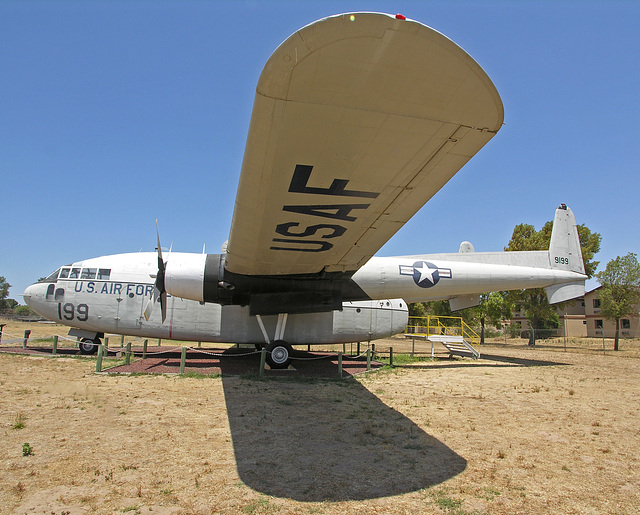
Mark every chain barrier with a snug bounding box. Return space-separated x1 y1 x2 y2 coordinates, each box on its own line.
0 329 22 345
131 346 183 356
0 330 72 346
188 347 262 358
57 334 83 343
102 344 183 356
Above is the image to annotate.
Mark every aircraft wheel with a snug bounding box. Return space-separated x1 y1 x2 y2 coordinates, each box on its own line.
79 338 100 355
266 340 292 369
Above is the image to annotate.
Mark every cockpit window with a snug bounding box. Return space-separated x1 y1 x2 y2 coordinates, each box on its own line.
69 268 81 279
42 269 60 282
97 269 111 280
81 268 96 279
59 268 70 279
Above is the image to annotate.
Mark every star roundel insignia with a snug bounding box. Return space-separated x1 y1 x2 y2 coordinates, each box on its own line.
412 261 439 288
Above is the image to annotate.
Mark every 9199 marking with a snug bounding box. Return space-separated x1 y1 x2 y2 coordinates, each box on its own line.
554 257 569 265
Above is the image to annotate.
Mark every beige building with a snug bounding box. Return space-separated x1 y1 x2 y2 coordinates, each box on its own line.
509 288 639 338
510 296 587 337
584 287 640 338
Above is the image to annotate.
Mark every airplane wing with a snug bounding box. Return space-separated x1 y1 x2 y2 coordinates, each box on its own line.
225 12 503 277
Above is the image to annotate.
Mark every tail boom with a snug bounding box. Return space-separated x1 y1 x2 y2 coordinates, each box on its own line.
352 204 588 305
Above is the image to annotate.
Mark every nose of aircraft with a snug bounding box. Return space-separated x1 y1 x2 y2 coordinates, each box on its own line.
23 283 42 310
23 284 34 305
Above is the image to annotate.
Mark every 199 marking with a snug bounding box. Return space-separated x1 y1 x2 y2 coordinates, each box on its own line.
57 303 89 321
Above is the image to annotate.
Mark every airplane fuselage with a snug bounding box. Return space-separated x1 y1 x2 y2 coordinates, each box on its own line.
24 245 586 347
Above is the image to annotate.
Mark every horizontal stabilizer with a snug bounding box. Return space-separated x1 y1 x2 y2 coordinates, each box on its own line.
545 281 585 304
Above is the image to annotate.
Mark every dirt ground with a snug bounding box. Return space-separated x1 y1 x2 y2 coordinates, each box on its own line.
1 320 639 514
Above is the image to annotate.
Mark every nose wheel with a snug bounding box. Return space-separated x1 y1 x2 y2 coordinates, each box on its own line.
79 337 100 355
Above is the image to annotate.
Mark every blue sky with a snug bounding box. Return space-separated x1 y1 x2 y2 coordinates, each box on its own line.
2 0 638 300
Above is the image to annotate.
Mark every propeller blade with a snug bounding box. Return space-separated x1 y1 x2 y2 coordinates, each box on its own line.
145 220 168 323
143 292 155 321
156 220 163 266
160 290 167 323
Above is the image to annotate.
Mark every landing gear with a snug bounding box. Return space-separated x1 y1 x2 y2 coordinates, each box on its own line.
266 340 293 369
79 337 100 355
255 313 293 369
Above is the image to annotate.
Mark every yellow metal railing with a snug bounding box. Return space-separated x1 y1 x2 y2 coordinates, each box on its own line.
405 315 481 351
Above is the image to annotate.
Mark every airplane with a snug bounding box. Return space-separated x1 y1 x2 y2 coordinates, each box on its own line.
23 12 587 369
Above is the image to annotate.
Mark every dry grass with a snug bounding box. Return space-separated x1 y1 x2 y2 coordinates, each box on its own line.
1 319 640 514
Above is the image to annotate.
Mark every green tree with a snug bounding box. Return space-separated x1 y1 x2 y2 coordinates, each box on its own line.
470 292 512 344
408 302 427 318
4 299 19 310
505 220 601 345
407 300 458 331
13 305 35 317
0 276 12 311
596 253 640 351
426 300 454 319
409 300 453 319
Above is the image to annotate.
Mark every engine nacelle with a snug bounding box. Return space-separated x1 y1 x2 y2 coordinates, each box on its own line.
165 253 234 305
164 253 364 315
164 253 206 302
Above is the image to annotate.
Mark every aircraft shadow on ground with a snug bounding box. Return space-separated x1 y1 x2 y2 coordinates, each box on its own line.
221 373 466 502
401 355 569 371
478 353 568 367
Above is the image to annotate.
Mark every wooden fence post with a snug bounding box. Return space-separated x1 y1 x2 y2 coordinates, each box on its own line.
338 352 343 379
390 347 393 367
180 347 187 374
259 348 266 377
23 330 30 349
125 342 131 365
366 348 371 371
95 345 104 373
143 339 148 359
52 335 58 356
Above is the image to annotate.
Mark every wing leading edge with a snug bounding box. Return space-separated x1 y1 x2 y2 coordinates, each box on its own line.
225 12 504 277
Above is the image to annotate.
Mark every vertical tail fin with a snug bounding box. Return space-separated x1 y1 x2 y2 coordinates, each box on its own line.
545 204 586 304
548 203 585 275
